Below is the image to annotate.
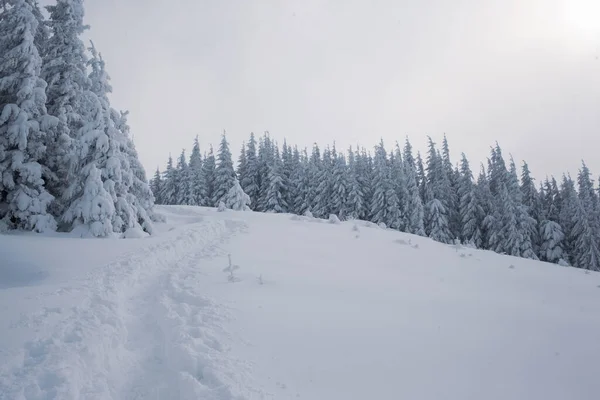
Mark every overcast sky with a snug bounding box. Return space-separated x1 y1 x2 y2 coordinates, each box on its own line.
42 0 599 182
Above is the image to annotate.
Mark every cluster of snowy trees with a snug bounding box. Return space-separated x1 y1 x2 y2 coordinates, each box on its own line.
152 131 600 271
0 0 157 237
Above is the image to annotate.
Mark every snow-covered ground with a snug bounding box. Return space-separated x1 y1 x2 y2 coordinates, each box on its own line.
1 206 599 400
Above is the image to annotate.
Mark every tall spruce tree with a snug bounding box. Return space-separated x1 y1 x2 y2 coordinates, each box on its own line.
0 0 57 232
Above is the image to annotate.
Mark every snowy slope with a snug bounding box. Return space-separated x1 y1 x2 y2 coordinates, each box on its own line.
1 206 599 400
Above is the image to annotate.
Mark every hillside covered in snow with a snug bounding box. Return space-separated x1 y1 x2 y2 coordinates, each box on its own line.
1 206 599 400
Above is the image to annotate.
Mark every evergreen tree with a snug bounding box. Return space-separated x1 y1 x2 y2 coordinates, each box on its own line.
225 178 251 211
457 154 482 246
41 0 90 216
160 155 177 205
212 132 236 206
539 220 565 264
330 150 348 219
175 149 188 205
345 147 364 220
264 146 287 213
0 0 57 232
188 136 207 206
370 140 401 229
390 143 408 230
151 168 162 204
240 133 259 209
521 161 542 254
403 139 425 236
202 145 216 206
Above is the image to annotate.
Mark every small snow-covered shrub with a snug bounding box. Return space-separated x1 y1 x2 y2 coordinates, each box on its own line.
123 227 150 239
303 210 314 218
378 222 387 229
217 201 226 212
328 214 341 224
223 254 240 282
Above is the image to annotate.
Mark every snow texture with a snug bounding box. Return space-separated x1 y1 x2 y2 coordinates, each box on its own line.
1 205 600 400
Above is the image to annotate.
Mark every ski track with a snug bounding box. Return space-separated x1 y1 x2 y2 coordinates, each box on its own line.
0 216 262 400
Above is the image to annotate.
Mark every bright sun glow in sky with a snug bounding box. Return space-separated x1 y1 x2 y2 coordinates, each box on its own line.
564 0 600 37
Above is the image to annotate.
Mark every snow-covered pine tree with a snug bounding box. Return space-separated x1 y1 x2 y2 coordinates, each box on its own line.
415 151 427 205
369 140 401 229
79 43 155 235
312 145 334 218
441 134 460 239
240 133 259 209
354 147 372 220
390 142 408 230
212 132 236 206
115 110 158 227
424 138 452 242
225 178 251 211
286 145 303 215
344 147 364 220
476 165 499 251
256 134 274 212
507 157 537 260
329 150 348 219
41 0 90 217
202 145 216 206
403 138 425 236
160 155 177 205
457 154 482 246
63 164 115 237
175 149 188 205
293 148 311 216
577 161 600 240
151 168 163 204
188 136 207 205
0 0 57 232
521 161 542 255
281 140 296 213
264 146 287 213
236 141 247 187
539 219 566 264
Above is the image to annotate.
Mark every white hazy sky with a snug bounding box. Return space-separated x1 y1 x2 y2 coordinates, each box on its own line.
43 0 599 182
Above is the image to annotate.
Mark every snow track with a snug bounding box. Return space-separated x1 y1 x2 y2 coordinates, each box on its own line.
0 217 260 400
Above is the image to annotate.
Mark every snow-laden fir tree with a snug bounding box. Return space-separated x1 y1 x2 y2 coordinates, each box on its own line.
225 178 251 211
151 168 162 204
292 148 311 216
370 140 401 229
539 219 566 264
256 134 274 212
63 164 114 237
312 146 334 218
520 161 542 254
212 133 236 206
240 133 259 209
329 148 348 219
344 147 364 220
457 154 482 246
202 145 216 206
264 146 287 213
424 139 452 242
160 155 177 205
441 134 460 238
187 136 206 206
390 143 409 230
41 0 90 216
174 149 188 205
69 43 155 236
0 0 57 232
402 138 425 236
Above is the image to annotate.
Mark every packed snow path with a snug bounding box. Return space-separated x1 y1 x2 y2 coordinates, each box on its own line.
1 205 600 399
